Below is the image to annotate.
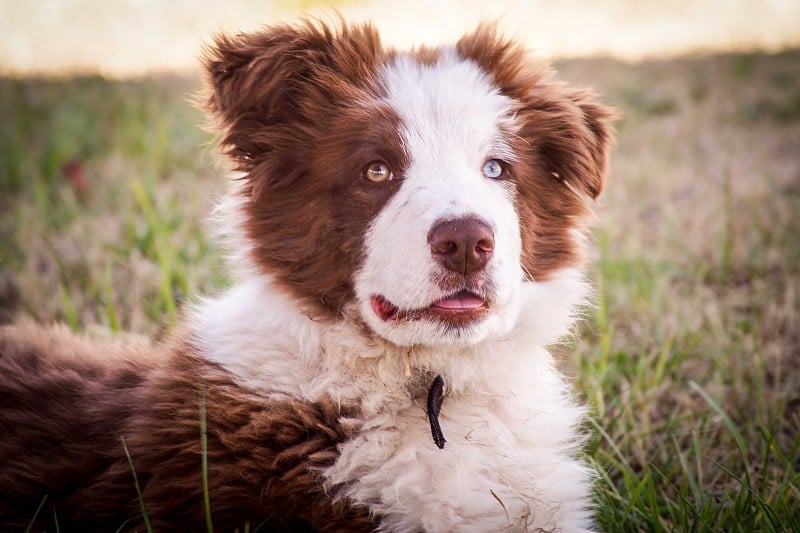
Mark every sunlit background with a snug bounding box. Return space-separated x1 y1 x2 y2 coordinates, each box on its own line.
2 0 800 76
1 1 799 530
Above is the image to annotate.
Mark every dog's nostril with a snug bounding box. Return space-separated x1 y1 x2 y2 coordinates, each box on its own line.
476 237 494 253
428 217 495 275
432 240 458 256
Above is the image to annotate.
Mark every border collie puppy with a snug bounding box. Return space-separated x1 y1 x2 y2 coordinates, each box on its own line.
0 20 613 532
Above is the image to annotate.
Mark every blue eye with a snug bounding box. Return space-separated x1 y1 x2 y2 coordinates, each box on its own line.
482 159 504 179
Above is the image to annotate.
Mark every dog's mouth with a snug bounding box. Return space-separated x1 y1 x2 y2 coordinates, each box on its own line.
370 290 489 326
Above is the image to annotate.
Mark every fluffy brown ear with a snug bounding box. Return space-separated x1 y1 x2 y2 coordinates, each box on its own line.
523 89 615 201
457 25 615 201
202 21 384 173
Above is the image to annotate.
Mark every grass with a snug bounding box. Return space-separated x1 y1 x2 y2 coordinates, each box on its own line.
0 74 228 334
199 392 215 533
1 49 799 530
121 436 153 533
555 51 800 530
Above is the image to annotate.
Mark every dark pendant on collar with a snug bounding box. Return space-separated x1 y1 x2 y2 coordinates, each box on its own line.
427 374 446 449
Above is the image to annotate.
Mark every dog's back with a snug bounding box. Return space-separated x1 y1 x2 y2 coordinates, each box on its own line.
0 324 376 530
0 324 153 528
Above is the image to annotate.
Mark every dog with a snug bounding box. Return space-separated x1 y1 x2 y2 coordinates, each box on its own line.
0 20 613 532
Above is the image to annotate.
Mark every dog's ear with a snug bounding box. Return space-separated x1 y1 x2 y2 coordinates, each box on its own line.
202 21 384 171
525 90 616 201
457 25 615 201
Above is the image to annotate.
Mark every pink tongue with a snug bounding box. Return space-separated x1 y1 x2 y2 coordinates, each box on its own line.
432 292 485 310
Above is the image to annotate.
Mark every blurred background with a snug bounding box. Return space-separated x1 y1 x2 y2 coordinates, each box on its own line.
2 0 799 76
1 1 798 531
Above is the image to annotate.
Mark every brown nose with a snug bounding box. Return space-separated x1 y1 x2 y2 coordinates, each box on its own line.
428 217 495 275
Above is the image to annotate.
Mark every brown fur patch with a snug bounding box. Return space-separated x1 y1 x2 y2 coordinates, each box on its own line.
457 24 616 279
204 21 409 319
410 45 442 66
205 20 614 310
0 324 374 531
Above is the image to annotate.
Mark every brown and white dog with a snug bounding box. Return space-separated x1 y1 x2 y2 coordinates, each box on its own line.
0 21 613 532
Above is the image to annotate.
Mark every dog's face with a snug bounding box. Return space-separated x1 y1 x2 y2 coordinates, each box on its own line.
205 22 613 347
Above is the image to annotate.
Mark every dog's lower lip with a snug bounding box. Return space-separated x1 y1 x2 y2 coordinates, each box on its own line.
371 295 400 321
371 292 488 323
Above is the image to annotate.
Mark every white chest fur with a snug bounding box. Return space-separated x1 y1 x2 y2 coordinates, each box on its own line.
325 344 593 532
193 271 595 532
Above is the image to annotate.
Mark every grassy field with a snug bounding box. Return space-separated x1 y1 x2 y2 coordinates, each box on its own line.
1 50 798 530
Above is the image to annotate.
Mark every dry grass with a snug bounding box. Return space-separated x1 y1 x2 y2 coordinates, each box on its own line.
0 75 228 334
557 51 800 530
1 50 798 530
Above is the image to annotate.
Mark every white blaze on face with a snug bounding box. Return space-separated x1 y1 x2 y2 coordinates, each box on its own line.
354 49 525 347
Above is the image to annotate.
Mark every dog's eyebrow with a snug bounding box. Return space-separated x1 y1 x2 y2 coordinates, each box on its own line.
427 374 447 449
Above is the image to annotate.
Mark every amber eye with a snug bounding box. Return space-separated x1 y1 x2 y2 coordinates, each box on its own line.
364 161 394 182
482 159 504 179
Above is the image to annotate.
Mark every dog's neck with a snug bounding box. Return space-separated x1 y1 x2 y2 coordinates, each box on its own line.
190 268 587 405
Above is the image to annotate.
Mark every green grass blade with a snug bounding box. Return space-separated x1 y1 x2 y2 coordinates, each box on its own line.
121 435 153 533
200 391 214 533
103 260 120 332
58 283 78 331
24 494 47 533
709 458 783 529
688 381 751 474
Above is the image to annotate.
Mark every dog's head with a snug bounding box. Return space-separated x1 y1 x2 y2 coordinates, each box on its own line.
204 21 613 347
